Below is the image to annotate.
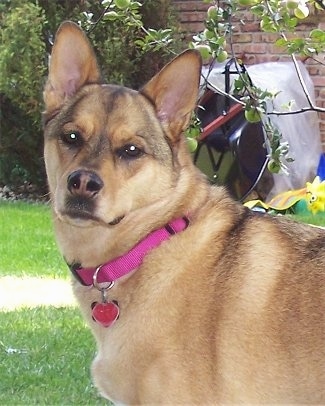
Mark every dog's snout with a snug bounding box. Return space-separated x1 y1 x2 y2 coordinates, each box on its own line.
67 170 103 198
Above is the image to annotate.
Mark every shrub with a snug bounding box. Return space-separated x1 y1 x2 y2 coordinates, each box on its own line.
0 2 46 186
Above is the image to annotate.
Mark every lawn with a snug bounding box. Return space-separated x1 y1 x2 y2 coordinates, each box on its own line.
0 307 107 405
0 199 324 405
0 201 67 278
289 211 325 227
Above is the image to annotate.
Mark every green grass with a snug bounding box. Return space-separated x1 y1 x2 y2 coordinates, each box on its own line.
0 201 67 278
288 212 325 227
0 307 107 405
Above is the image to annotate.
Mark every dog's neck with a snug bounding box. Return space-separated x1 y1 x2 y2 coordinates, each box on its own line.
69 217 190 286
54 158 212 273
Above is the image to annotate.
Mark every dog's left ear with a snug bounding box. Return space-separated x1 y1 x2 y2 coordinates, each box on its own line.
43 21 101 114
141 50 202 140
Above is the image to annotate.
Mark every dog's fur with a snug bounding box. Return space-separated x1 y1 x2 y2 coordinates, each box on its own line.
43 21 325 404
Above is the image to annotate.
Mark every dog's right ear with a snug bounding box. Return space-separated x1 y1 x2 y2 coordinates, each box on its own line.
43 21 101 114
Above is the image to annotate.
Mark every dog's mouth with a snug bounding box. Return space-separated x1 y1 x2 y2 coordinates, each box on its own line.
60 197 125 227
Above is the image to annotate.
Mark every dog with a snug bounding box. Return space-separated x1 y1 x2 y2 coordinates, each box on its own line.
43 21 325 404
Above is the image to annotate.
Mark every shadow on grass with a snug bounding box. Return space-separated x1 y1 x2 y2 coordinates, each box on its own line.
0 306 109 405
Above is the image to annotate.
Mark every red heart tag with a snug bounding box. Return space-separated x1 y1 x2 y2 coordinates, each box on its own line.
92 301 119 328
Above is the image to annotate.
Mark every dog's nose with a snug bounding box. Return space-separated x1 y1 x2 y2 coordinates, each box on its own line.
67 170 103 198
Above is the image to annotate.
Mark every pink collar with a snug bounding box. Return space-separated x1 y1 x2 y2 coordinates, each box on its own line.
72 217 189 286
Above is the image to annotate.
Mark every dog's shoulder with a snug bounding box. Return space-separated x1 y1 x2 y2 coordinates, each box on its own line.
196 185 325 260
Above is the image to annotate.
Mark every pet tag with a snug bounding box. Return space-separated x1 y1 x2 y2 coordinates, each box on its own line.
91 272 119 328
92 299 119 328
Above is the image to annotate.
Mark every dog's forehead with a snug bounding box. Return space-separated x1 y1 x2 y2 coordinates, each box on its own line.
43 83 160 141
68 84 158 134
73 84 145 115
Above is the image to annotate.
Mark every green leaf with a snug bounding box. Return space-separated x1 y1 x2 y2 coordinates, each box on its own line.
103 11 120 20
310 28 325 40
275 38 287 47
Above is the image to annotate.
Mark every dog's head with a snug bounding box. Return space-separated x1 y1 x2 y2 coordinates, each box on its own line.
43 22 201 232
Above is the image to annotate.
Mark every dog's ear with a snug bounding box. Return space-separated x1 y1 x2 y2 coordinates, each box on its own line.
43 21 101 113
140 50 202 140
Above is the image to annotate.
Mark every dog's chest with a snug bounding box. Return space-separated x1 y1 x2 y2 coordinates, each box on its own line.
90 303 166 403
91 330 136 403
73 271 201 403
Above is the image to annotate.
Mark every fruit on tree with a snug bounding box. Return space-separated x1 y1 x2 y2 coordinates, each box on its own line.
216 50 228 63
187 137 198 153
195 44 212 63
244 108 261 123
207 6 219 20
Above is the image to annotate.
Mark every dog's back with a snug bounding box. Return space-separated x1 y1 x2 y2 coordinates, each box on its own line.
199 205 325 403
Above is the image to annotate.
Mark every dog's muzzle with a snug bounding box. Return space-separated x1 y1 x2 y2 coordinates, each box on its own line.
60 170 104 222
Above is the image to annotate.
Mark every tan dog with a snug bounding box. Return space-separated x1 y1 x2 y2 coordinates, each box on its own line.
43 21 325 404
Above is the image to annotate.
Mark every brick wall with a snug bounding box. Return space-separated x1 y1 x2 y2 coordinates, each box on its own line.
173 0 325 150
173 0 209 34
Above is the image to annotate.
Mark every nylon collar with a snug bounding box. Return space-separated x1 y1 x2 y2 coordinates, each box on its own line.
71 217 189 286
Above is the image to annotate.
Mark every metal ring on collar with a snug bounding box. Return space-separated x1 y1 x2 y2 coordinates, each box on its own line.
92 265 115 291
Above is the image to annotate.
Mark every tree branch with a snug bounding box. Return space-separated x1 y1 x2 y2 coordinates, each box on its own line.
268 105 325 115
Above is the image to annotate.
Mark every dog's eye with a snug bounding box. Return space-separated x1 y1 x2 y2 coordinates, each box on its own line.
61 132 83 147
116 144 143 160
